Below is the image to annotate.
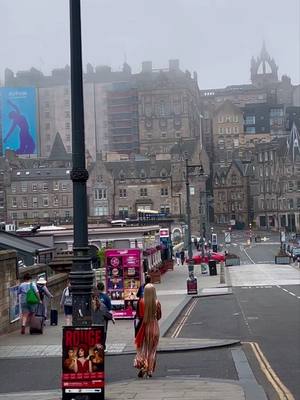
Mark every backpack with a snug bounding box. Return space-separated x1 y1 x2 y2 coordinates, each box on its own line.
26 283 39 305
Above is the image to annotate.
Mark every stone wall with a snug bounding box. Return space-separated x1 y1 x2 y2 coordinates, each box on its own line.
0 249 68 335
0 250 18 334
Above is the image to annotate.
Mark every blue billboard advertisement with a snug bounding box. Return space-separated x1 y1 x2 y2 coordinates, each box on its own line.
0 87 37 155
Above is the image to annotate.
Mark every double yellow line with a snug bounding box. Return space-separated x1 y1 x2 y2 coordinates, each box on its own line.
245 341 295 400
171 298 198 338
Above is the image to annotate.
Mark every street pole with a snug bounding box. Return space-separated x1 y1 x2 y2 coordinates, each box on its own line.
69 0 93 327
185 158 194 277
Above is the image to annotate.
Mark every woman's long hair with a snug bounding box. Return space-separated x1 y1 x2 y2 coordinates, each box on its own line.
143 283 157 324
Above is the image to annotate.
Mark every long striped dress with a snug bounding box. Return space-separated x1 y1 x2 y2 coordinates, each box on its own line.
134 299 161 375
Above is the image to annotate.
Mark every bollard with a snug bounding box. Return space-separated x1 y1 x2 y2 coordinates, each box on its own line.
220 261 225 284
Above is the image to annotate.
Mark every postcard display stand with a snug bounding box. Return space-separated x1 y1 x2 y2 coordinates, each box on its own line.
105 249 142 319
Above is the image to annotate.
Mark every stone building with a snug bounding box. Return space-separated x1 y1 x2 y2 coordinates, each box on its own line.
4 137 73 225
213 160 253 227
136 60 202 156
87 139 209 235
252 124 300 232
212 100 244 164
200 44 298 161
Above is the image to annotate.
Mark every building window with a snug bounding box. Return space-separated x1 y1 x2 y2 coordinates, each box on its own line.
32 197 38 207
119 189 127 198
65 211 71 218
11 184 17 193
21 183 27 193
95 206 108 216
231 174 237 186
32 184 37 192
160 205 170 215
22 197 28 208
288 181 294 191
245 115 255 125
65 122 70 129
33 211 39 219
12 197 17 208
218 127 223 134
140 188 148 197
95 188 107 200
53 182 59 191
43 197 49 207
260 199 264 209
61 183 68 191
218 138 225 149
23 212 28 219
62 195 68 206
159 101 166 116
53 195 59 207
118 207 128 218
161 188 168 196
288 199 294 209
43 183 48 191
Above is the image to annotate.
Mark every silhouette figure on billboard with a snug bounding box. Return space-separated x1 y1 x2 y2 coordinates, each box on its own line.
3 100 35 154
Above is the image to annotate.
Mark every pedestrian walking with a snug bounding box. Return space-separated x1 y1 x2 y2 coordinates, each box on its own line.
97 281 112 311
18 273 41 334
60 281 72 326
134 283 162 378
175 250 180 266
36 277 53 320
136 274 151 299
180 249 185 265
92 288 114 350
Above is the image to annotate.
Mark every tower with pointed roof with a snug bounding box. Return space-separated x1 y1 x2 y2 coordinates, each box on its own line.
251 42 279 88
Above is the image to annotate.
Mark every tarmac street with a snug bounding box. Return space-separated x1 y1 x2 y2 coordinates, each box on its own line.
0 239 299 400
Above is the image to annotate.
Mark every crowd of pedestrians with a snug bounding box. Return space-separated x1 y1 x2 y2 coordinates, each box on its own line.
18 272 162 378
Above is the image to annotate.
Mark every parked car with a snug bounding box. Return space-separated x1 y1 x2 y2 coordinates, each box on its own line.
192 252 225 264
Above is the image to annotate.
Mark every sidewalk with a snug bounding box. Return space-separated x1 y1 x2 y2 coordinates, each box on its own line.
0 378 245 400
0 260 268 400
0 261 233 357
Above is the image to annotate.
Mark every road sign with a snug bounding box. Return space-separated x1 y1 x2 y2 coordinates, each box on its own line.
225 231 231 244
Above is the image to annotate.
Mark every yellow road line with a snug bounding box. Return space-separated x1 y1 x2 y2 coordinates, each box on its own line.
244 341 295 400
171 298 198 338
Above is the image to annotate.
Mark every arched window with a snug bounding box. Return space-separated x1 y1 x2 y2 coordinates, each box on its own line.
119 170 125 182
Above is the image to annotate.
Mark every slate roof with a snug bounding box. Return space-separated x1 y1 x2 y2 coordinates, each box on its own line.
0 231 53 254
48 132 71 161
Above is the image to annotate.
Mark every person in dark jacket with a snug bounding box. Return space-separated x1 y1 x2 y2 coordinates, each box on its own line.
180 249 185 265
92 288 114 350
136 275 151 299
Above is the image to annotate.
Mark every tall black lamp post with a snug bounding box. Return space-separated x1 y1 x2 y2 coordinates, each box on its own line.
69 0 93 326
185 158 204 294
185 158 194 278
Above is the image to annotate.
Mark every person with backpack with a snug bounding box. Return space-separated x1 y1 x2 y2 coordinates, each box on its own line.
18 273 41 334
60 281 73 326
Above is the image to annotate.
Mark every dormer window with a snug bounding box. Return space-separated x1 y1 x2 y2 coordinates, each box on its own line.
119 171 125 182
160 169 167 179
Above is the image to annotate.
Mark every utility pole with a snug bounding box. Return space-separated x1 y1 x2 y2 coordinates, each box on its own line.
69 0 93 327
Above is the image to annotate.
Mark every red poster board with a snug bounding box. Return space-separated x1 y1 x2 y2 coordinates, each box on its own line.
105 249 142 319
62 326 104 399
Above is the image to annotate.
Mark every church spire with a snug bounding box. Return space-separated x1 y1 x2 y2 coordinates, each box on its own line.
251 42 278 88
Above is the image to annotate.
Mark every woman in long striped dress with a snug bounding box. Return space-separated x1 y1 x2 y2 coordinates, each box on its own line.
134 283 162 378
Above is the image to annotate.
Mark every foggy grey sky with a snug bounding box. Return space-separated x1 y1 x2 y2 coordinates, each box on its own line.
1 0 299 89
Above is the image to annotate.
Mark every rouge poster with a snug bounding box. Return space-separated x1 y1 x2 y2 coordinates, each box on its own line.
62 326 104 399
